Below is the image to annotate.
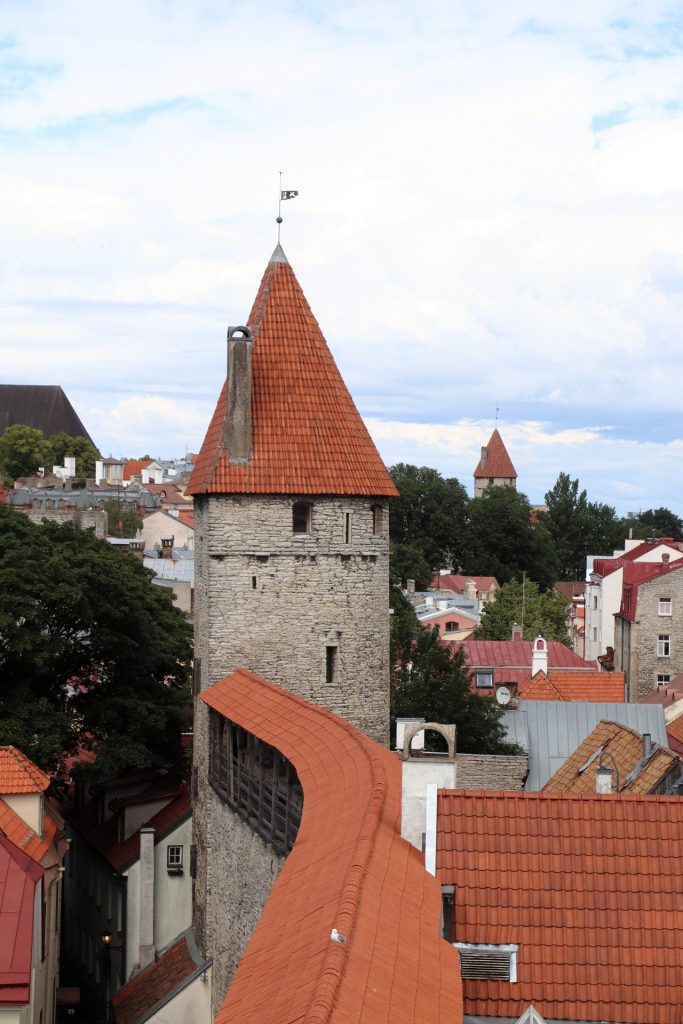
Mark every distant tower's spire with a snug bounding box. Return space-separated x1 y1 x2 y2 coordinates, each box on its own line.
276 171 299 244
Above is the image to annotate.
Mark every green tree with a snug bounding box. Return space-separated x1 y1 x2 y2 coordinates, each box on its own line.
389 464 469 577
543 473 623 578
389 540 432 590
465 486 558 590
390 587 520 753
0 505 192 781
621 507 683 541
475 578 570 643
103 500 143 539
0 424 44 482
42 432 101 478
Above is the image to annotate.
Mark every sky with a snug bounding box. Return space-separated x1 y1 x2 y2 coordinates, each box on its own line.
2 1 683 515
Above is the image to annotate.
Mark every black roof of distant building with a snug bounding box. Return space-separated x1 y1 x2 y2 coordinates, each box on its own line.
0 386 93 443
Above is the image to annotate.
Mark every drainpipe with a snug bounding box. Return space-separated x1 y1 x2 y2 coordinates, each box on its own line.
139 827 155 969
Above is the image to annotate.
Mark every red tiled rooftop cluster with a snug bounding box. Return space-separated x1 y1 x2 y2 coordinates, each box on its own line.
201 668 461 1024
187 249 397 498
518 670 625 702
112 935 201 1024
0 747 50 794
459 640 595 670
437 789 683 1024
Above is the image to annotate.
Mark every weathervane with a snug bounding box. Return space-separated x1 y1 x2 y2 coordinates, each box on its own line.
495 402 499 425
277 171 299 243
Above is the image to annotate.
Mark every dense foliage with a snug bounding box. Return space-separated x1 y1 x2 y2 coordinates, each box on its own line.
103 499 144 539
0 506 192 781
475 578 570 643
390 588 520 754
466 485 558 589
542 473 623 579
0 424 101 484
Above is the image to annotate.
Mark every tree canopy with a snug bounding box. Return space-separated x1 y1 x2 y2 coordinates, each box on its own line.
621 507 683 542
466 485 558 590
103 499 143 539
389 464 469 587
0 506 192 782
475 578 571 643
390 587 520 754
0 424 101 484
542 472 623 579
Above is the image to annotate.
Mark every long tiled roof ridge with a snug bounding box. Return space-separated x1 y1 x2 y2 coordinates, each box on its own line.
473 428 517 479
0 746 50 794
111 931 209 1024
201 668 461 1023
187 248 397 497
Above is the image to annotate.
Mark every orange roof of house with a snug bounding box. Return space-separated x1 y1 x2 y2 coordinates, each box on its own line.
543 720 681 794
187 246 397 497
201 668 461 1024
112 933 207 1024
518 670 625 702
666 714 683 755
0 747 50 794
0 797 61 865
473 428 517 480
437 789 683 1024
122 459 152 482
430 574 499 593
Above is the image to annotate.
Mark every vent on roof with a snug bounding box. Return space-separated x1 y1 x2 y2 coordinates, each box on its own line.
455 943 517 981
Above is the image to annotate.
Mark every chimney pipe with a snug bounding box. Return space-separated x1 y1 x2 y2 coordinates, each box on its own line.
139 826 155 969
226 325 254 464
596 765 612 794
643 733 652 759
512 622 522 641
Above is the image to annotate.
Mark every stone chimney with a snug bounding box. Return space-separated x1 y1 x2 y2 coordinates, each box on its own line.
138 826 155 969
662 552 670 564
531 634 548 676
226 325 254 464
406 578 416 593
511 622 523 641
479 445 487 469
596 765 612 794
159 536 174 559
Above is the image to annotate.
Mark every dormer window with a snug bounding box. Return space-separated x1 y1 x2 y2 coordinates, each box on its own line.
292 502 312 534
445 622 459 633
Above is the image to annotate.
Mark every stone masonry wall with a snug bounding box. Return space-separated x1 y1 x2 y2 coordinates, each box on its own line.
192 493 391 1005
630 570 683 699
455 754 529 790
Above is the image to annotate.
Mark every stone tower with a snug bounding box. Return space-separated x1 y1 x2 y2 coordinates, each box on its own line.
473 427 517 497
188 246 397 997
187 244 397 740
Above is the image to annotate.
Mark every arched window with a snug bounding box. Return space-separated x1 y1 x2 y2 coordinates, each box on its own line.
292 502 312 534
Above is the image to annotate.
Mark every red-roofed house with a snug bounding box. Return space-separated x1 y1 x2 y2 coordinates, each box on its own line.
63 765 192 1015
614 559 683 699
473 428 517 498
585 538 683 662
0 747 67 1024
431 572 499 604
457 636 611 698
435 789 683 1023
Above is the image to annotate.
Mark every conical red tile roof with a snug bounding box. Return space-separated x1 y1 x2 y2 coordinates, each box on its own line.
473 428 517 480
187 246 397 497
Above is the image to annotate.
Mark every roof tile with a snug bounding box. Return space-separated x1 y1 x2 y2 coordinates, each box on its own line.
473 429 517 480
187 249 397 498
0 747 50 794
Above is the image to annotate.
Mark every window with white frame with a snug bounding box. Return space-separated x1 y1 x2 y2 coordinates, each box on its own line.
657 635 671 658
657 674 671 685
476 670 493 689
659 597 672 616
167 845 183 872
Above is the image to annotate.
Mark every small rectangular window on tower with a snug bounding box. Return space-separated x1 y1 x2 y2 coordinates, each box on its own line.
292 501 312 534
372 504 383 535
344 512 351 544
326 645 337 685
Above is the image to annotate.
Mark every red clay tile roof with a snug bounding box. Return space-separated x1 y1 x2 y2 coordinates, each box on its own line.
542 720 681 794
517 670 625 703
0 833 43 1005
112 934 206 1024
70 785 190 872
123 459 152 482
641 673 683 708
666 714 683 755
473 429 517 480
0 798 61 865
0 747 50 794
553 580 585 600
437 789 683 1024
187 247 397 498
459 640 595 670
431 574 499 593
201 668 461 1024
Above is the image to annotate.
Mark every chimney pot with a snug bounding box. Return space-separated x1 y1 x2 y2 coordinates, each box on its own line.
643 733 652 759
596 765 612 794
226 325 254 464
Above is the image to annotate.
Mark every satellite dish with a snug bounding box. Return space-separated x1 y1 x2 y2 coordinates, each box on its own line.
496 686 511 706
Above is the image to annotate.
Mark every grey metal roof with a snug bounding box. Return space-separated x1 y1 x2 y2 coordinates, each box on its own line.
7 487 161 510
143 556 194 584
503 700 668 791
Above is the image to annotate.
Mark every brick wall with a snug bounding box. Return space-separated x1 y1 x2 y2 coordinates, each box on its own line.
455 753 529 790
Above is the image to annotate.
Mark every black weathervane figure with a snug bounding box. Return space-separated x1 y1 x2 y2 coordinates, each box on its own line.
277 171 299 243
